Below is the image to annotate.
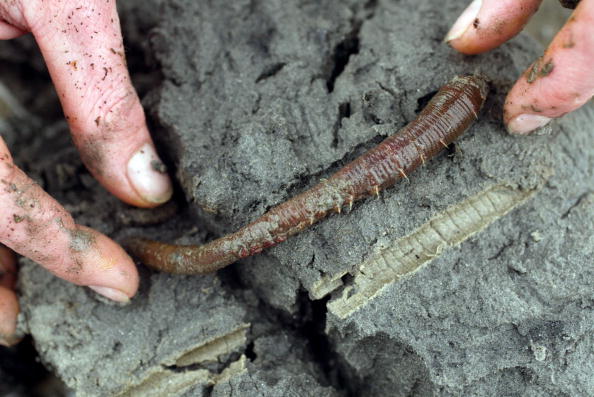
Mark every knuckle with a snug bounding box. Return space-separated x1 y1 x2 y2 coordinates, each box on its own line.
0 0 26 30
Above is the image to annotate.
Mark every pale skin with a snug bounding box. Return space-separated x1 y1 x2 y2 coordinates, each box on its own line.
0 0 591 346
446 0 594 133
0 0 173 345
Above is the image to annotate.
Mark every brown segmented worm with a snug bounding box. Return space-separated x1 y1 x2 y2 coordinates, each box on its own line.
125 75 489 274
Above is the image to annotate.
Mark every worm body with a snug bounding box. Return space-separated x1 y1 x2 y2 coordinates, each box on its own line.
125 75 489 274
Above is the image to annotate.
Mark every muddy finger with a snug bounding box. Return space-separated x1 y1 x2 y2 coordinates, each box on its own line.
445 0 542 55
0 138 138 302
24 0 172 207
505 0 594 134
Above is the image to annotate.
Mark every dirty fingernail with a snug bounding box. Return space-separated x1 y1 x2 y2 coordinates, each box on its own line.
127 143 173 204
445 0 482 42
88 285 131 303
507 114 551 135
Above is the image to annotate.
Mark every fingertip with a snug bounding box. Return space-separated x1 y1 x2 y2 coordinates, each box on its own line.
73 107 174 208
28 0 173 209
126 143 173 208
0 148 138 303
88 285 131 303
0 286 20 347
506 114 552 135
69 226 139 302
504 0 594 133
445 0 482 44
446 0 542 55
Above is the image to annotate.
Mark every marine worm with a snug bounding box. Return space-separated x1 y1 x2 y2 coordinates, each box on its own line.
125 75 489 274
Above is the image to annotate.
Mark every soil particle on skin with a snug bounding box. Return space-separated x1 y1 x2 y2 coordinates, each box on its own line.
150 159 167 173
76 138 105 176
526 57 541 83
521 103 544 113
493 19 506 35
9 183 37 210
526 57 554 83
562 36 575 48
539 59 554 76
68 228 97 253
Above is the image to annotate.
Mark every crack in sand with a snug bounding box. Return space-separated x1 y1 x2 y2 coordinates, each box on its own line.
118 324 250 396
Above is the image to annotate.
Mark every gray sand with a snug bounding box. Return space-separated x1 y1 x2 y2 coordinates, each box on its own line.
3 0 592 395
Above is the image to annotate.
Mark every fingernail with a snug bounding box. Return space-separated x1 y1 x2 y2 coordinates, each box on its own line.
127 143 173 204
88 285 131 303
445 0 482 42
507 114 551 135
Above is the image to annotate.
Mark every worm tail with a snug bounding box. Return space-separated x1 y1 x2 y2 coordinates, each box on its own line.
123 237 237 274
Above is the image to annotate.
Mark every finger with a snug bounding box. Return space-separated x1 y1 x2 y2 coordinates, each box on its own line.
0 138 139 302
0 21 26 39
0 244 16 289
505 0 594 134
0 245 18 346
445 0 542 54
26 1 172 207
0 286 19 346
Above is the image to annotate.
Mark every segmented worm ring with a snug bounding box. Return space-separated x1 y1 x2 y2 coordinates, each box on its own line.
125 75 489 274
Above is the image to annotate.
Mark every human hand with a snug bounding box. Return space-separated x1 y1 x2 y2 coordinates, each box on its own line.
445 0 594 134
0 0 173 345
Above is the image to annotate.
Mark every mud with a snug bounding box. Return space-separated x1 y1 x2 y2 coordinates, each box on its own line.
526 56 555 83
0 0 592 396
67 228 96 253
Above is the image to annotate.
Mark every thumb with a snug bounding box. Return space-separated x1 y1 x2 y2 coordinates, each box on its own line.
27 0 173 207
505 0 594 134
445 0 542 54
